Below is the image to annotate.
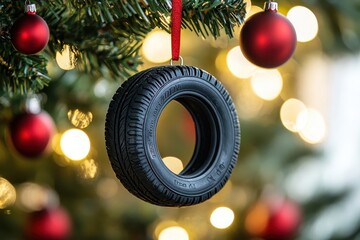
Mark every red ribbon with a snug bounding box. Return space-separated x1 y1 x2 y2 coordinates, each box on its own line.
171 0 182 61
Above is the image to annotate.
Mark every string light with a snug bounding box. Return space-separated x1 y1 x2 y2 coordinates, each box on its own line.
287 6 319 42
251 69 283 101
0 177 16 209
142 30 172 63
162 156 184 174
56 44 76 70
226 46 257 79
60 128 90 161
210 207 235 229
280 99 308 132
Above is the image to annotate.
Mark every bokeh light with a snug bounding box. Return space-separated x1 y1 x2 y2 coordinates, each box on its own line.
25 96 41 114
79 159 98 179
154 220 179 239
0 177 16 209
251 69 283 101
280 99 308 132
60 128 90 161
210 207 235 229
51 132 61 153
287 6 319 42
142 30 172 63
226 46 257 79
246 5 263 19
96 178 119 199
17 183 59 211
67 109 93 129
56 44 76 70
236 85 264 120
232 0 255 40
93 78 111 98
209 181 233 203
244 0 252 18
299 109 326 144
215 50 228 72
158 226 189 240
245 202 269 236
162 156 184 174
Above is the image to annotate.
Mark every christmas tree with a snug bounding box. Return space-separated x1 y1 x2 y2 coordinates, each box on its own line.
1 0 360 239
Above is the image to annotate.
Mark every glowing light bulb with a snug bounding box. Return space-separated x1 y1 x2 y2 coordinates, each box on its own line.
280 99 308 132
142 30 172 63
299 109 326 144
60 128 90 161
226 46 257 79
287 6 318 42
56 45 76 70
210 207 235 229
0 178 16 209
162 156 184 174
159 226 189 240
251 69 283 101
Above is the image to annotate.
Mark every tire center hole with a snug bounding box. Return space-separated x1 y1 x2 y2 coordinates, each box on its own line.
156 100 196 175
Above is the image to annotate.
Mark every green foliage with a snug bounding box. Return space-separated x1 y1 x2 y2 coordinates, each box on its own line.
0 0 246 96
2 0 360 96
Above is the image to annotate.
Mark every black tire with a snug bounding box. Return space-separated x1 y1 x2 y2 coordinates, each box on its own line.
105 66 240 206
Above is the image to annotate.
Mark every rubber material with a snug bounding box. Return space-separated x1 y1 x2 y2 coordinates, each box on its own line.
105 66 240 206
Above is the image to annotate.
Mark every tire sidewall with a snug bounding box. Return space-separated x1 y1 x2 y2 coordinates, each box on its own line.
142 71 237 196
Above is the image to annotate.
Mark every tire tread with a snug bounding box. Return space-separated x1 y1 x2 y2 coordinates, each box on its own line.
105 66 240 206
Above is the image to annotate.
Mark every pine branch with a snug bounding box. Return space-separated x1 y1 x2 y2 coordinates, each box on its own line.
0 0 246 96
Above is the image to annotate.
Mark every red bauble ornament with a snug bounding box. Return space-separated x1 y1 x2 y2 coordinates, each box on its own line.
9 111 55 159
10 4 50 55
240 1 296 68
25 207 72 240
263 199 301 240
246 197 301 240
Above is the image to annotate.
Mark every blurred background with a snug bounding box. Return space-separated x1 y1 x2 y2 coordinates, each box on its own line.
1 0 360 239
